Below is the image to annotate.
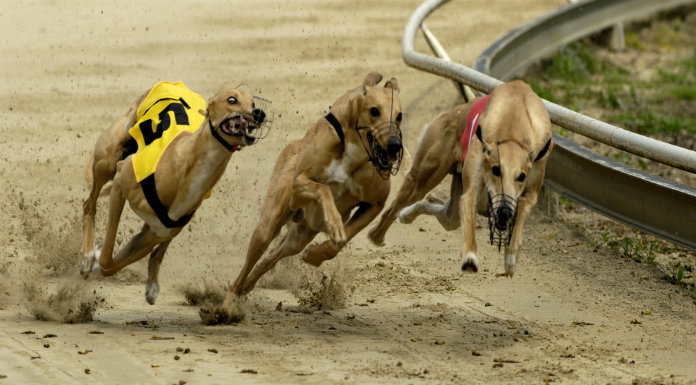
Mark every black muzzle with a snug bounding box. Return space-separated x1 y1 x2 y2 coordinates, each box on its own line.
487 193 518 251
367 121 403 179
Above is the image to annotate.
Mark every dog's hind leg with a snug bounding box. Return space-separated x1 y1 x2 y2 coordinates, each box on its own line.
81 115 133 258
227 201 293 299
81 158 107 258
146 240 171 305
368 157 452 246
218 221 314 323
81 154 118 257
80 169 127 278
398 172 463 231
222 146 300 320
242 222 318 293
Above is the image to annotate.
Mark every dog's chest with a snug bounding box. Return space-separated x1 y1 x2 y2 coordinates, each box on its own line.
325 142 365 198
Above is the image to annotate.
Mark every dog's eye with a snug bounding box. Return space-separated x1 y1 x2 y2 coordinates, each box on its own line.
517 173 526 182
370 107 380 117
396 112 403 122
492 166 501 177
227 97 237 104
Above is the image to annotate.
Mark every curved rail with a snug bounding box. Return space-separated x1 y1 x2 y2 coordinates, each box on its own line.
403 0 696 173
475 0 696 81
403 0 696 249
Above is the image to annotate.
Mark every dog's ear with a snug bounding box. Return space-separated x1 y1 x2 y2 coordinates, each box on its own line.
363 72 383 94
198 108 208 117
384 77 399 92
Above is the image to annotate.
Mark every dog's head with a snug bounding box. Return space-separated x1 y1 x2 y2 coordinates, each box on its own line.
476 81 551 247
355 72 404 179
480 139 531 235
204 87 273 149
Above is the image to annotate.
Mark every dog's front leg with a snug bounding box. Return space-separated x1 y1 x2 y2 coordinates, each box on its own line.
459 164 481 272
503 191 537 277
304 202 382 266
289 173 346 246
503 165 545 277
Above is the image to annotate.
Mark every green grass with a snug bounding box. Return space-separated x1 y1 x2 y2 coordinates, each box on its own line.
598 232 659 265
625 31 647 51
683 47 696 71
669 85 696 101
523 36 696 135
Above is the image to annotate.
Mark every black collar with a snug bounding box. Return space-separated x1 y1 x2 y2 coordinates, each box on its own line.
209 119 240 153
534 137 552 161
325 112 344 147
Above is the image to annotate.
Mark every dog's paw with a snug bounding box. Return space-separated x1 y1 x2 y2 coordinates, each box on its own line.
397 205 418 224
199 295 246 325
326 222 347 247
303 241 339 267
367 226 385 246
80 247 103 279
145 282 159 305
504 253 516 277
461 252 479 273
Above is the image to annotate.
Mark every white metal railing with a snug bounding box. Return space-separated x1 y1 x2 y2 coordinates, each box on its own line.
402 0 696 174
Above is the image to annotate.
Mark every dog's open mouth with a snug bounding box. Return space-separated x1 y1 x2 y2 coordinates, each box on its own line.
219 113 261 145
217 95 273 146
487 193 518 251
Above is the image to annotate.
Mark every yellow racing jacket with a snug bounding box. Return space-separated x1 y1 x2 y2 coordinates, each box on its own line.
127 81 207 228
128 81 207 182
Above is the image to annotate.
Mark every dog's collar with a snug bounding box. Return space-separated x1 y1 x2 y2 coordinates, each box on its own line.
209 119 240 153
325 111 345 147
534 137 552 161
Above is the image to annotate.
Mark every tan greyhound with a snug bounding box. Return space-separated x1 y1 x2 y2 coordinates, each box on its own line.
216 72 404 323
80 81 271 304
368 80 552 277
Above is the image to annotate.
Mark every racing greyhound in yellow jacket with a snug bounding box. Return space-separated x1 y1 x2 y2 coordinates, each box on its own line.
80 81 271 304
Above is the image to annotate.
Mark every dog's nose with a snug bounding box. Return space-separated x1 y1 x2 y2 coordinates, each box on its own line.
387 137 402 157
495 206 514 230
252 108 266 124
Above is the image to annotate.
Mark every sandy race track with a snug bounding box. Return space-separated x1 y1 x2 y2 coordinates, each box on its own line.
2 1 696 384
